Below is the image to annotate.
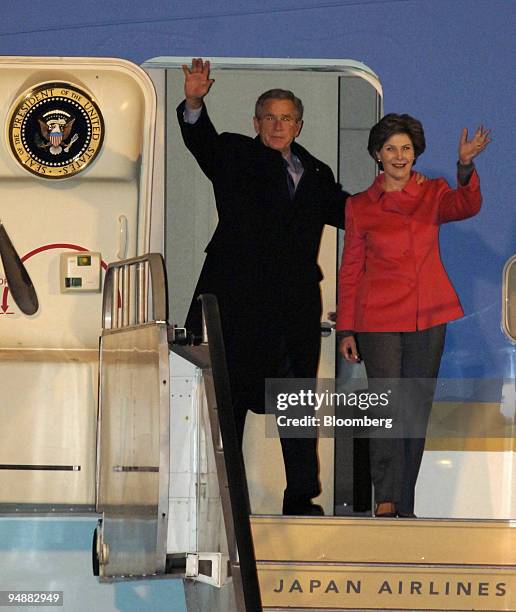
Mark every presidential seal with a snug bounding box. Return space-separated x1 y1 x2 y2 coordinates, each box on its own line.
8 82 104 179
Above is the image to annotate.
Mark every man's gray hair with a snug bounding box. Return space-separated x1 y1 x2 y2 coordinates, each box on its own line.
255 89 304 120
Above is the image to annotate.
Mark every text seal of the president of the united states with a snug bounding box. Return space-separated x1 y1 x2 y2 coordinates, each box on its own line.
8 82 104 179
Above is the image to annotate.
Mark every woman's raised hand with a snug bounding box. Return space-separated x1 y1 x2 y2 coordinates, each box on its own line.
182 58 215 109
459 125 490 165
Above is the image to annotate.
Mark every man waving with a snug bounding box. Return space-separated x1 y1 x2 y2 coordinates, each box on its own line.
177 58 349 516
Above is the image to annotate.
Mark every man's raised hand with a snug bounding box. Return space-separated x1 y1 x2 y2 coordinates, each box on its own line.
182 58 215 110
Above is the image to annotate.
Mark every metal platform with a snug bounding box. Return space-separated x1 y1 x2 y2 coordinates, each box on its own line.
252 515 516 610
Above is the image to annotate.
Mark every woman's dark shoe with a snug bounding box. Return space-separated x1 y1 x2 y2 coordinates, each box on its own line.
375 502 397 518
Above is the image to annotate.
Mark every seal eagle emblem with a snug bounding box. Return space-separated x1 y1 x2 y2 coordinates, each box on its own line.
37 111 76 155
8 82 104 179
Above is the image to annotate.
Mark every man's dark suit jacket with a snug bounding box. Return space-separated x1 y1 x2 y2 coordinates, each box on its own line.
177 101 349 416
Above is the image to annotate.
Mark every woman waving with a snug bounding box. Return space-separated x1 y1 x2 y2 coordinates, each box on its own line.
337 114 489 518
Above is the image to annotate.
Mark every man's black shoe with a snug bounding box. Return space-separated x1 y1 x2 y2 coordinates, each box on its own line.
397 512 417 519
282 499 324 516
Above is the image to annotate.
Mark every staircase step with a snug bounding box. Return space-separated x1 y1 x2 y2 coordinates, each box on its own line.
251 516 516 566
257 562 516 610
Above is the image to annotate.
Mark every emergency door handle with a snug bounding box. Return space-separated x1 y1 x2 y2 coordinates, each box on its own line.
117 215 128 260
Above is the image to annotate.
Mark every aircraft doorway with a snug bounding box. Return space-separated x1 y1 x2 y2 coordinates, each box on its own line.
143 57 381 515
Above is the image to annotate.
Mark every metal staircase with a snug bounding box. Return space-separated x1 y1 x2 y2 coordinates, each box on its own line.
93 254 516 612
